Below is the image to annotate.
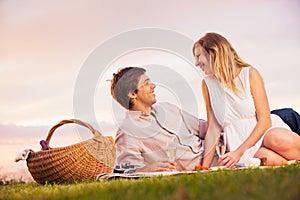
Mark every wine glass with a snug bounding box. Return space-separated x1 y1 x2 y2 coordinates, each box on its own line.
216 144 226 157
216 133 226 157
166 137 177 162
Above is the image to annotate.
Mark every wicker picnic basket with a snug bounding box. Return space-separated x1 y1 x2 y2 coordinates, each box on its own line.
26 119 116 184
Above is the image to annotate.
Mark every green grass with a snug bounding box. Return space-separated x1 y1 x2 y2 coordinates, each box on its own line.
1 165 299 200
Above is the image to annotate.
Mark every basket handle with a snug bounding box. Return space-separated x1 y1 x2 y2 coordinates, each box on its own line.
45 119 101 147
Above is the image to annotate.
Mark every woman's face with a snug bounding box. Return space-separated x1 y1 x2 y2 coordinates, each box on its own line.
194 45 213 75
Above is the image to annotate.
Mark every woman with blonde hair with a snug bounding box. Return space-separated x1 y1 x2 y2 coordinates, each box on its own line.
193 32 300 168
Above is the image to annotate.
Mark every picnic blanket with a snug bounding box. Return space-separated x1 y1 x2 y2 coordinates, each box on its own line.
96 160 299 181
96 166 229 181
96 171 197 181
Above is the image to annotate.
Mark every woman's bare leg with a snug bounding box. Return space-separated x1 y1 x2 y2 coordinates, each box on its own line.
254 147 288 166
263 128 300 160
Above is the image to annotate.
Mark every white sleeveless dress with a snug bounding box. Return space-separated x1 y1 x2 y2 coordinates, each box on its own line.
204 67 290 163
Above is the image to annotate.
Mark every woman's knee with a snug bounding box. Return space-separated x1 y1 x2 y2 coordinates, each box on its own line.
263 128 291 150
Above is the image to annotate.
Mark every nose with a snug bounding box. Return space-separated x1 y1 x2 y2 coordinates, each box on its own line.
151 82 156 89
195 58 200 67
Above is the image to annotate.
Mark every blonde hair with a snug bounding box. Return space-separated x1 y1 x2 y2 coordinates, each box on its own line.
193 32 249 95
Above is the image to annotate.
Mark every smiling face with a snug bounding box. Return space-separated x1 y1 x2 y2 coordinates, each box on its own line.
194 44 213 76
130 74 156 111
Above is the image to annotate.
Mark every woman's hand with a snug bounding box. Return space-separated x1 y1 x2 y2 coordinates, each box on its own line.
218 150 243 168
136 160 176 172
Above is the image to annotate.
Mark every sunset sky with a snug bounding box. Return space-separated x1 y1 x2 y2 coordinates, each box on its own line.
1 0 299 180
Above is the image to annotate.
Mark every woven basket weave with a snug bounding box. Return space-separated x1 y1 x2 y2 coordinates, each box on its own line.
26 119 116 184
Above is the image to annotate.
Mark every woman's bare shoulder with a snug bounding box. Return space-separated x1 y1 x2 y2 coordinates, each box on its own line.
249 66 263 81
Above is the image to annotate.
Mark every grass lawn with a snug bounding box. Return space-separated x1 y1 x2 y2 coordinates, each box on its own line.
1 164 299 200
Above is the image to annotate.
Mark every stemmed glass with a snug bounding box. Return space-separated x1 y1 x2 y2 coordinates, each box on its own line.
216 133 226 157
166 137 177 163
216 144 226 157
